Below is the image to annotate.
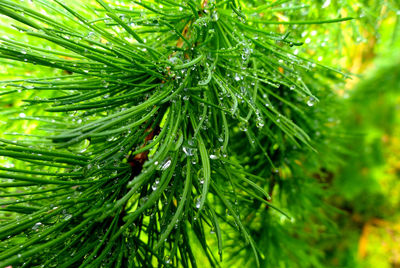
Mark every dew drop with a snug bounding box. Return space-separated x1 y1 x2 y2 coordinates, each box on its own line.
152 183 157 191
239 121 248 132
107 136 118 142
234 73 241 81
165 256 170 264
307 97 315 107
183 146 194 156
32 222 42 231
161 159 171 170
322 0 331 8
256 118 265 128
195 198 201 209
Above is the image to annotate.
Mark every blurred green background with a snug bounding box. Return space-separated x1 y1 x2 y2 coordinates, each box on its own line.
323 3 400 267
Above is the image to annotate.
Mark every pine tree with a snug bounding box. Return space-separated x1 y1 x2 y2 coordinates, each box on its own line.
0 0 360 267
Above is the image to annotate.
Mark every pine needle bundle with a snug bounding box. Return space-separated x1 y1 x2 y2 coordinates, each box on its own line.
0 0 354 267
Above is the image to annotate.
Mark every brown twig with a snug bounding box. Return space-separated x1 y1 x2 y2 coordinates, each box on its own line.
128 7 195 175
128 126 161 177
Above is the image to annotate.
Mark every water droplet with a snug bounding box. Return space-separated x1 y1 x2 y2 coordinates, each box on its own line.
107 136 118 142
19 113 26 118
195 198 201 209
239 121 248 132
183 146 194 156
161 159 171 170
209 154 218 160
152 183 158 191
322 0 331 8
211 11 219 21
165 256 170 264
69 139 90 153
256 118 264 128
32 222 42 231
307 97 315 107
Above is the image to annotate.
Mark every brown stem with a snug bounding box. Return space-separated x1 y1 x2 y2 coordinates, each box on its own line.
128 126 161 177
128 13 193 175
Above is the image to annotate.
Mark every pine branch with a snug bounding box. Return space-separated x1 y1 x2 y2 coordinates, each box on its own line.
0 0 356 267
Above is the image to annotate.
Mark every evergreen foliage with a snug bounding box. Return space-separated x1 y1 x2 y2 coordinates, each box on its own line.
0 0 385 267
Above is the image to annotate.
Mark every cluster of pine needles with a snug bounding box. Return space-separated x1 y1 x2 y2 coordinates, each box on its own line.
0 0 353 267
